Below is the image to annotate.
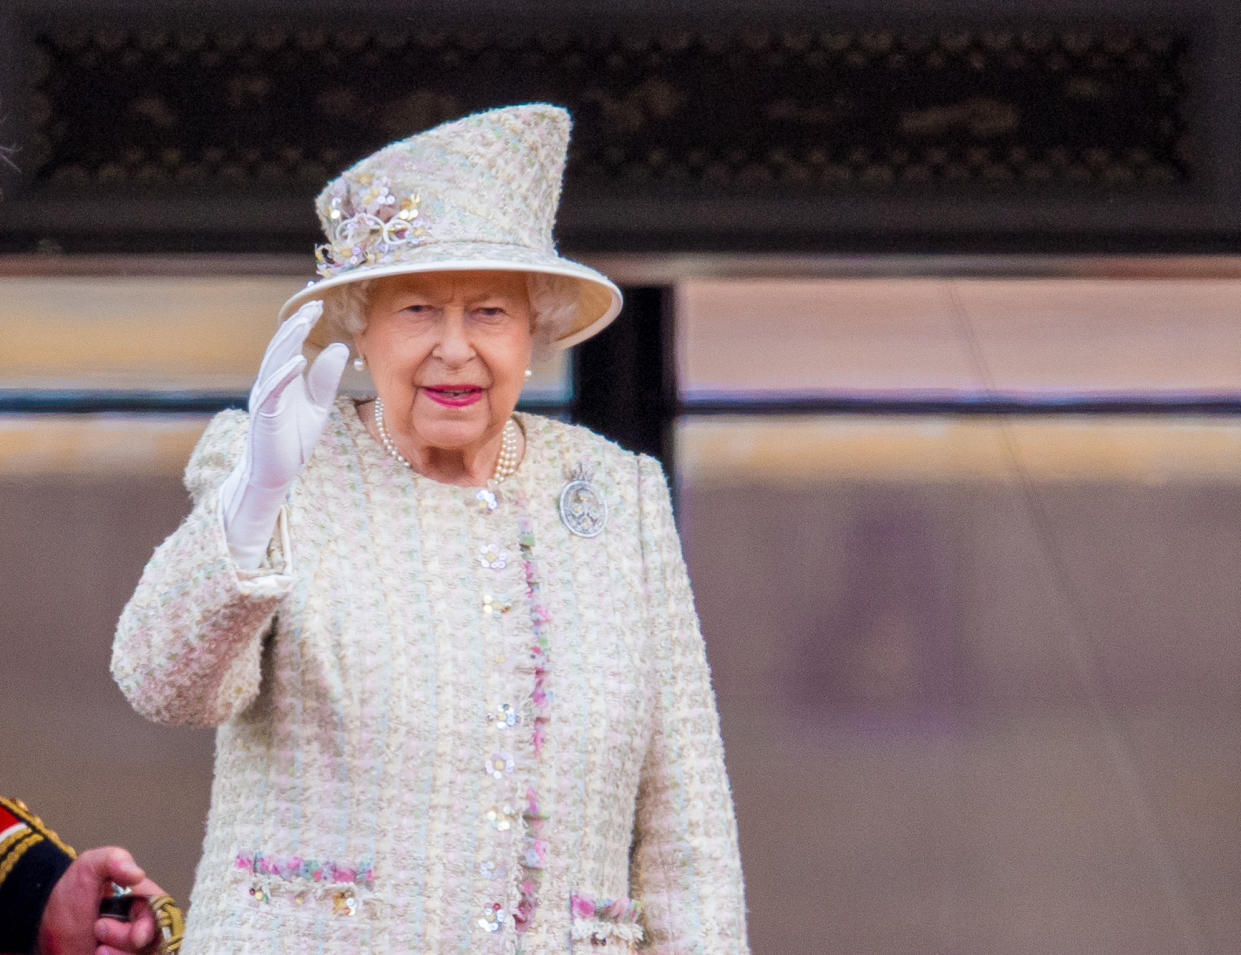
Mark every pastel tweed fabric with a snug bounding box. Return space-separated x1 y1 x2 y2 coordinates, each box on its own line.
315 104 567 271
112 400 748 953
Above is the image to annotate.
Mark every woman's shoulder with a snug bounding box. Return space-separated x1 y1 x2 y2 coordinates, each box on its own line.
192 398 356 459
183 407 249 496
519 415 671 516
520 414 651 473
184 398 361 498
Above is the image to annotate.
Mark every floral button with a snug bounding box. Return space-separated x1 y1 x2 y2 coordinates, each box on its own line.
479 860 507 880
485 752 515 779
479 901 507 933
478 545 509 569
485 703 520 729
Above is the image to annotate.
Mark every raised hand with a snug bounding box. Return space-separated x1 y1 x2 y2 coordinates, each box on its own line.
220 301 349 569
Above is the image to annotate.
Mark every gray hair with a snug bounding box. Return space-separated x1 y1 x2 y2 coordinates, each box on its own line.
321 272 580 357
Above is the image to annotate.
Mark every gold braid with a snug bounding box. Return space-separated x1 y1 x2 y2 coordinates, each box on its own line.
148 892 186 954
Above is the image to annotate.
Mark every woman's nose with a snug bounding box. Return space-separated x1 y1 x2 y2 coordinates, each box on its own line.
433 310 473 364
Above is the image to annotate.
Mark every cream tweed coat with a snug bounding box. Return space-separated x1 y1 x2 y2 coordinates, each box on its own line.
112 400 748 954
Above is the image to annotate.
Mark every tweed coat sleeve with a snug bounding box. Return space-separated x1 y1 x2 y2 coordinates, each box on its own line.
629 454 750 954
111 409 294 727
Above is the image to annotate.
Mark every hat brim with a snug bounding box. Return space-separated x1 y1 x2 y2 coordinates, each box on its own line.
278 242 622 351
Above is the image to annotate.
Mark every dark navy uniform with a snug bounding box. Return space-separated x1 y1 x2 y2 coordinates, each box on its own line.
0 796 76 954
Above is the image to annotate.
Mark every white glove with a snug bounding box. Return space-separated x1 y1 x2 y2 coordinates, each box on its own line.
219 301 349 570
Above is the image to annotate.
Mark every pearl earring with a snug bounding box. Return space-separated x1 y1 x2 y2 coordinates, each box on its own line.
523 368 533 379
353 355 366 372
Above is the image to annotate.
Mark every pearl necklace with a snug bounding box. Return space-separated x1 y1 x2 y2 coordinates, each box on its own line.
374 397 521 484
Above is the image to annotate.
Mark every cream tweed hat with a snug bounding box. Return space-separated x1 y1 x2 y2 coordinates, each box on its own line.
278 103 622 349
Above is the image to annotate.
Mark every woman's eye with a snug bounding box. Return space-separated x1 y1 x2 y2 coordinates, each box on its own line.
475 307 508 321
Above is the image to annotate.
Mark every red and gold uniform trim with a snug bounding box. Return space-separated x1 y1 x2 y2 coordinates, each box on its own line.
0 796 76 886
0 796 77 953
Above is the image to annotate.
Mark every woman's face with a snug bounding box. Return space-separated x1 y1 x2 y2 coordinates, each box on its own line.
355 270 534 458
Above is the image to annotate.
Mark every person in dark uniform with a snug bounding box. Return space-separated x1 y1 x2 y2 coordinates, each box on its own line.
0 796 183 955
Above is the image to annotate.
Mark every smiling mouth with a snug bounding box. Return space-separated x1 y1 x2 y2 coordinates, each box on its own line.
429 386 481 397
424 385 484 406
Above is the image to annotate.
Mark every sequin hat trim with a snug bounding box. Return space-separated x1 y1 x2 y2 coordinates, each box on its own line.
278 103 622 351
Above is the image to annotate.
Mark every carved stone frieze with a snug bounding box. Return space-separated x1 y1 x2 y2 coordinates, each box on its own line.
26 26 1188 191
0 12 1210 252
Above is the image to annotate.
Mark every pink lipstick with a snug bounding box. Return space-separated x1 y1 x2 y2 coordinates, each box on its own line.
424 385 483 407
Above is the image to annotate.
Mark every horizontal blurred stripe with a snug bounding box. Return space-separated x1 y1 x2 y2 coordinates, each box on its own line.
9 413 1240 481
678 416 1241 486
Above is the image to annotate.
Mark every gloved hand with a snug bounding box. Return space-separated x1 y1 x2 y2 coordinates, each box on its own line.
219 301 349 570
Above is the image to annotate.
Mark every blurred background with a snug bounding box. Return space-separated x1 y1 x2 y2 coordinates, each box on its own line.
4 2 1241 952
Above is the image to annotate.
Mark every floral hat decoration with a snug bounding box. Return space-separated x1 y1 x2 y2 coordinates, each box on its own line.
278 103 623 350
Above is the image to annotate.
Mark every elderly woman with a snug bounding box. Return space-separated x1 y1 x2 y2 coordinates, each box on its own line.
112 104 747 953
